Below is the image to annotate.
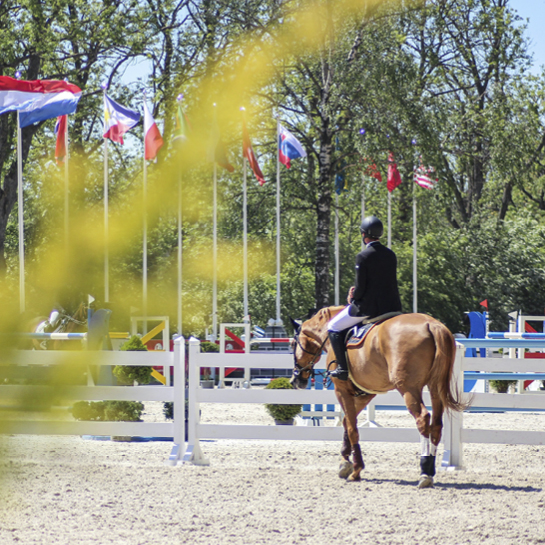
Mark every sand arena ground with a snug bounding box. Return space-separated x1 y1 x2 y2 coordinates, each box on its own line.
0 402 544 544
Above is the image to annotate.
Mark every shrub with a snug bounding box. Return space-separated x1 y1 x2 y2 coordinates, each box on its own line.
71 400 144 421
113 335 152 385
264 377 302 422
490 379 518 393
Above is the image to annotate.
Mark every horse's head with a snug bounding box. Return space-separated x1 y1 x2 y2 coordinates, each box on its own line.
289 315 327 390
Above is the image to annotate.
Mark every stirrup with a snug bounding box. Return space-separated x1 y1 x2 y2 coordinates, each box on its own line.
329 367 349 381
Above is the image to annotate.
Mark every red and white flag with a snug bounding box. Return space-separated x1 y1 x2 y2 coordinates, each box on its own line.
414 159 438 190
54 114 67 165
143 101 164 161
242 113 265 185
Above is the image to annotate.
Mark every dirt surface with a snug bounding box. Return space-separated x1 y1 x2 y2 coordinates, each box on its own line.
0 403 544 544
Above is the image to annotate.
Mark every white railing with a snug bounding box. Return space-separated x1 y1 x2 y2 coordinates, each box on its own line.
0 338 186 466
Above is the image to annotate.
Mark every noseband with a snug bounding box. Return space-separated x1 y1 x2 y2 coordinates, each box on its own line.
292 331 327 377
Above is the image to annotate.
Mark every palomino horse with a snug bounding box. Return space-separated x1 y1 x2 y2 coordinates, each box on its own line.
290 306 467 488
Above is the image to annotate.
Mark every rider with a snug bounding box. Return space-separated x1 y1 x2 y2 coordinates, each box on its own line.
328 215 402 380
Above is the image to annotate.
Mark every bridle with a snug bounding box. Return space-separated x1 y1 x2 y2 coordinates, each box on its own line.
292 330 327 377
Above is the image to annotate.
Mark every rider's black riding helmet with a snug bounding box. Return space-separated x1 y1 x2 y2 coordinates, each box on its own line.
360 215 383 239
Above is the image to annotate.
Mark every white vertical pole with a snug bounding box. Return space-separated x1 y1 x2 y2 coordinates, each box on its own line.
64 117 69 253
334 192 339 306
243 158 249 321
143 119 148 333
276 119 282 324
361 173 365 251
17 112 25 314
413 188 418 313
387 191 392 248
103 141 109 303
177 169 183 335
212 162 218 340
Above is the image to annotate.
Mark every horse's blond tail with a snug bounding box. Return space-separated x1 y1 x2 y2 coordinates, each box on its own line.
427 321 469 413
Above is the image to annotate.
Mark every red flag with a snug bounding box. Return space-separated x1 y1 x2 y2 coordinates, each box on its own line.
143 101 163 161
480 299 488 309
387 152 402 192
363 159 382 182
54 115 67 165
242 114 265 185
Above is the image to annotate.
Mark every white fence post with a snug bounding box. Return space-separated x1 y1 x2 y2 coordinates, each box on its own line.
167 336 185 466
442 343 465 469
183 337 209 465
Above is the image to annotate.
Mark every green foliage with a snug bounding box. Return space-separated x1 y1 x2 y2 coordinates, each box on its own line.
264 377 302 422
71 401 144 422
113 335 152 385
489 380 518 394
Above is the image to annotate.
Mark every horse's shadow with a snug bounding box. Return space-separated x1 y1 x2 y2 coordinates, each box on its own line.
361 477 542 493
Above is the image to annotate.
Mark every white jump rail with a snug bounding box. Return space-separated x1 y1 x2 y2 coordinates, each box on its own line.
183 337 425 466
0 338 186 466
448 339 545 468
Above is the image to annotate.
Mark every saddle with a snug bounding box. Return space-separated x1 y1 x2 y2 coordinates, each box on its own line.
346 311 402 350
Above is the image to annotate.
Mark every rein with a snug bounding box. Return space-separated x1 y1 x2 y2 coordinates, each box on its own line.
292 331 327 376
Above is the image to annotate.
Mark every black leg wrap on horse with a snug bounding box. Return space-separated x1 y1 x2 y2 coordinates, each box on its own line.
420 455 436 477
328 329 351 381
352 444 364 470
341 430 351 459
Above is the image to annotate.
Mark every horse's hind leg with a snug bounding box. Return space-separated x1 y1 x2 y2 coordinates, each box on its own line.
400 388 435 488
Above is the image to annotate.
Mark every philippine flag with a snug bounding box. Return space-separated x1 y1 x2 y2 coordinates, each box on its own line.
143 101 164 161
0 76 81 128
278 124 306 169
103 94 140 144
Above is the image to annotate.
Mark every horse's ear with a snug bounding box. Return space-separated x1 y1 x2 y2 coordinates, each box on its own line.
290 316 302 333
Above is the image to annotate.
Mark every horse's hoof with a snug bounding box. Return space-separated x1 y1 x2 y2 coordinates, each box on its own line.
417 475 434 489
338 461 353 479
347 472 362 482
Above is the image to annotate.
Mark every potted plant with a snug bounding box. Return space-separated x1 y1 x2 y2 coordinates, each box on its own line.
200 341 218 388
264 377 302 425
113 335 152 385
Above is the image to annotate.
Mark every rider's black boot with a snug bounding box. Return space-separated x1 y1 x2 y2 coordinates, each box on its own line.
328 329 351 381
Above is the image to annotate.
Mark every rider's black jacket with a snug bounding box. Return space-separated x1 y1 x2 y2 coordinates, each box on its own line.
348 240 402 318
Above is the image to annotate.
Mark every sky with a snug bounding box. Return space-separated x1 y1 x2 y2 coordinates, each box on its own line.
511 0 545 73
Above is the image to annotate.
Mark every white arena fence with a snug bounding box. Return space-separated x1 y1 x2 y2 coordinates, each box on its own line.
184 337 545 470
0 338 186 466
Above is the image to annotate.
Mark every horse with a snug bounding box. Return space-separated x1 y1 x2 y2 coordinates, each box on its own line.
30 303 88 350
290 306 468 488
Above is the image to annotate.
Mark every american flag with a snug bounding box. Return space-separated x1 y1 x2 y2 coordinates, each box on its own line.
414 161 437 190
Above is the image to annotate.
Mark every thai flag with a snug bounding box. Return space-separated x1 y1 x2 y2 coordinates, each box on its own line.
143 100 163 161
0 76 81 128
103 94 140 144
278 124 306 168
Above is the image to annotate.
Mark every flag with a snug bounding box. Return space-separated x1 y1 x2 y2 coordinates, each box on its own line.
278 124 306 168
143 101 164 161
54 115 67 165
103 94 140 144
0 76 81 128
173 104 191 144
242 114 265 185
480 299 488 309
363 159 382 182
414 159 438 190
208 112 234 172
387 152 402 193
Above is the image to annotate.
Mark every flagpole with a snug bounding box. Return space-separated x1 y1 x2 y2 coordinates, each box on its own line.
212 161 218 340
413 186 418 313
275 119 282 325
243 157 249 322
361 172 365 251
17 111 25 314
176 94 184 336
143 98 148 334
103 88 110 304
387 191 392 248
64 116 69 254
334 192 339 305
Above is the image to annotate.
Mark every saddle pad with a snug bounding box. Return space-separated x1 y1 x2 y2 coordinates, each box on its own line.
347 311 403 350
